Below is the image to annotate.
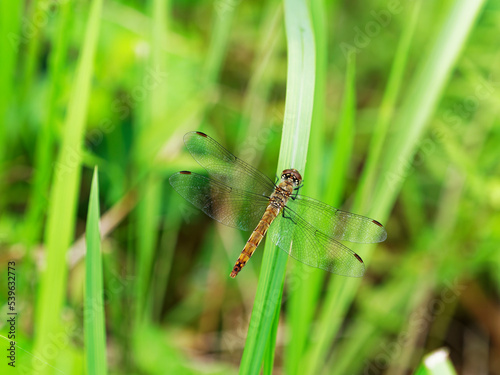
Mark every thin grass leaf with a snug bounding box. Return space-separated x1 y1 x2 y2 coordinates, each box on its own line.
33 0 103 372
302 55 357 375
85 167 108 375
325 55 356 206
152 192 181 321
24 0 72 247
285 0 333 372
133 0 169 326
203 0 238 87
375 0 486 218
0 1 22 200
239 0 315 373
20 0 44 102
355 0 422 212
262 291 282 375
236 1 283 150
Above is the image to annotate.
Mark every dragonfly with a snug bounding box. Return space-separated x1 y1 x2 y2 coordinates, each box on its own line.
169 131 387 278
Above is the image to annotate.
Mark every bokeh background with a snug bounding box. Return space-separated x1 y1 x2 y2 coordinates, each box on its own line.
1 0 499 374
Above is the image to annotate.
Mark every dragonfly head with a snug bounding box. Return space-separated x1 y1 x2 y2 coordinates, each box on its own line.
281 169 302 187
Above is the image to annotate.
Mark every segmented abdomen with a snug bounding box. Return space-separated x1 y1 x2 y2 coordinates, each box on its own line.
229 205 280 278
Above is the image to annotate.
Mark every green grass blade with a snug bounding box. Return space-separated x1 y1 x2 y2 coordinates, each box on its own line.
85 167 108 375
239 249 288 375
285 0 334 373
236 1 283 149
0 0 22 121
33 0 103 371
24 0 72 247
262 290 282 374
375 0 486 217
133 0 169 328
325 55 356 205
20 0 44 102
134 179 162 324
355 0 422 212
203 0 238 86
0 1 22 199
276 0 315 171
238 0 315 373
302 54 357 375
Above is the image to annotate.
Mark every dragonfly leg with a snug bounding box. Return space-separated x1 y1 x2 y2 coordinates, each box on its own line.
291 185 302 200
282 208 298 224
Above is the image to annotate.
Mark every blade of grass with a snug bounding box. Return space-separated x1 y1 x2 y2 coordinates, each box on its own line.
238 0 315 373
85 167 108 375
152 191 181 321
0 1 22 202
33 0 103 372
203 0 238 87
236 0 282 151
355 0 422 212
24 0 72 247
374 0 486 218
299 54 357 375
284 0 335 373
20 0 44 103
134 180 162 324
133 0 169 326
262 289 283 374
325 56 356 205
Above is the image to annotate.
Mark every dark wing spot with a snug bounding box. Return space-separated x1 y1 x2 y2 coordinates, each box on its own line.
180 171 192 174
196 131 208 137
353 253 364 263
372 220 383 227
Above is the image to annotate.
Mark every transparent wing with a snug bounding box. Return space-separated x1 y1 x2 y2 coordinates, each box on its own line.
169 171 269 231
184 131 276 197
268 206 365 277
285 195 387 243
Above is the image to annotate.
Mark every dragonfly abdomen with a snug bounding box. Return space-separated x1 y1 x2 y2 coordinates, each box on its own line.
229 205 280 278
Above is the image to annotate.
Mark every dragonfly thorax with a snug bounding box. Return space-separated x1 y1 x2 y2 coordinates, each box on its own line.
269 184 292 210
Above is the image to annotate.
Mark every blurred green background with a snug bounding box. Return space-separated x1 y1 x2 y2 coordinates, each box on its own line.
1 0 499 374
